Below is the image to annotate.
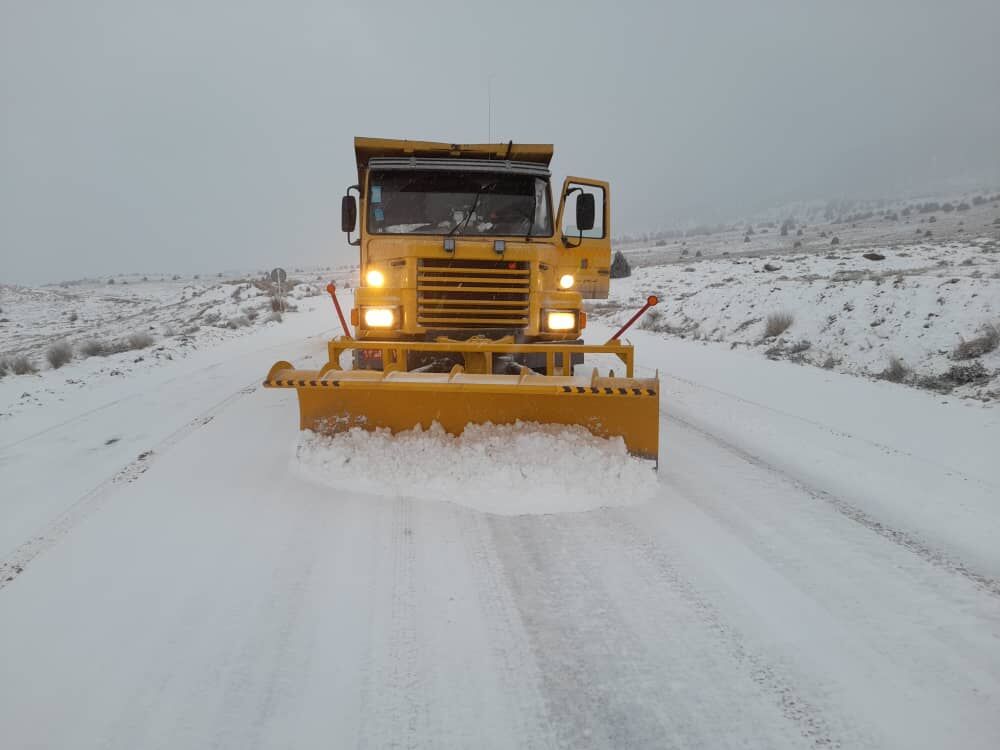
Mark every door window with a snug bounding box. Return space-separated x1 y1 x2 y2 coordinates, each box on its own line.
561 183 606 239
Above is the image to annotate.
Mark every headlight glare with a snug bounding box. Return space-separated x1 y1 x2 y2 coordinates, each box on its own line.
546 311 576 331
559 274 575 289
363 307 395 328
365 269 385 287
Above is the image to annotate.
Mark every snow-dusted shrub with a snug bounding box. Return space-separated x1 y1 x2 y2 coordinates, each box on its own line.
788 340 812 354
946 361 990 385
880 357 908 383
953 325 999 360
126 332 154 350
80 339 107 357
764 312 794 338
46 341 73 369
610 251 631 279
639 309 662 330
6 355 37 375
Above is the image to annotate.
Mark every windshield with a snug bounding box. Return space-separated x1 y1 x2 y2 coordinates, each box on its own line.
367 169 552 236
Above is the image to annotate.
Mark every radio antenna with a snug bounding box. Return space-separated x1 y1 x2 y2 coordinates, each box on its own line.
487 75 494 143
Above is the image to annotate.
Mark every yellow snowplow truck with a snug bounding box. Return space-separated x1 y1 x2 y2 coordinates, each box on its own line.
265 137 659 460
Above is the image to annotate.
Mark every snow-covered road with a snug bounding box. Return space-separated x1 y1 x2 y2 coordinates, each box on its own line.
2 306 999 749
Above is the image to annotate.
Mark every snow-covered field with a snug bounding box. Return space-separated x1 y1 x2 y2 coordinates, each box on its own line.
1 270 999 748
600 237 1000 401
0 269 353 419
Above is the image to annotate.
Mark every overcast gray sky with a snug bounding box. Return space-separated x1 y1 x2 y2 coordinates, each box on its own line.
3 0 999 283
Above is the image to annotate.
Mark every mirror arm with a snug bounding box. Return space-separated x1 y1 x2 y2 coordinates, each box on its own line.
345 184 361 247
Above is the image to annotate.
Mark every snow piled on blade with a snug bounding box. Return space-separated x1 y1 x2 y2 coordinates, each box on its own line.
294 422 659 515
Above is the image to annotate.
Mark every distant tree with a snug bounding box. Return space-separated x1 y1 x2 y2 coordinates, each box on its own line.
610 251 632 279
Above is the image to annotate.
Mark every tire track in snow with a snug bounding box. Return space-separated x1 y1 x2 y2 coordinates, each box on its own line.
357 497 428 749
490 513 827 749
0 383 258 591
456 510 557 749
209 507 322 750
602 512 848 749
667 411 1000 599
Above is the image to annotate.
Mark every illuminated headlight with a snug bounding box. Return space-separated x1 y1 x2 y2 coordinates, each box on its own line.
558 274 575 289
365 269 385 287
545 311 576 331
363 307 396 328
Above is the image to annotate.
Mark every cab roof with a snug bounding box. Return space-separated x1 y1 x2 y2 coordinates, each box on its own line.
354 137 553 183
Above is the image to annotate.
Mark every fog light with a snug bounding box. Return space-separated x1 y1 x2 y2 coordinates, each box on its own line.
365 269 385 287
559 274 575 289
363 307 395 327
546 311 576 331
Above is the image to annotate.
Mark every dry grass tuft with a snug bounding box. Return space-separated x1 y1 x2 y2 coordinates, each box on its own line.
2 354 38 375
46 341 73 369
952 324 999 360
80 339 107 357
880 356 909 383
127 332 155 350
764 312 794 338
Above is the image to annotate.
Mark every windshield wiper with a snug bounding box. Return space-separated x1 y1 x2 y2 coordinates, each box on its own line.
447 181 496 236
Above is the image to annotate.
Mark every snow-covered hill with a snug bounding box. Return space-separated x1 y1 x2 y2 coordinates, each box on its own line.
599 238 1000 401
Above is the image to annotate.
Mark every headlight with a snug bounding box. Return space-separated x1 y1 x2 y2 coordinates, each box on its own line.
363 307 395 327
558 274 575 289
545 311 576 331
365 269 385 287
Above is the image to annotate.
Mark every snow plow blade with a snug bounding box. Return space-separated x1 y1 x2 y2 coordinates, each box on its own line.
263 341 659 460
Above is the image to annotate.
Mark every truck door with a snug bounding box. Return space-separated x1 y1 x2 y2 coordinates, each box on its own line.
555 177 611 299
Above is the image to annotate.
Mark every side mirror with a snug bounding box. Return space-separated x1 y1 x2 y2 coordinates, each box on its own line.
341 195 358 233
576 193 595 233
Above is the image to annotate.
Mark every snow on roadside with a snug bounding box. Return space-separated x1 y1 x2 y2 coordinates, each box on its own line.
293 422 659 515
597 239 1000 401
0 269 353 419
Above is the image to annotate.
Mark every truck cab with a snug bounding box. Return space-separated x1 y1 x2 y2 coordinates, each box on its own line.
342 138 611 356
